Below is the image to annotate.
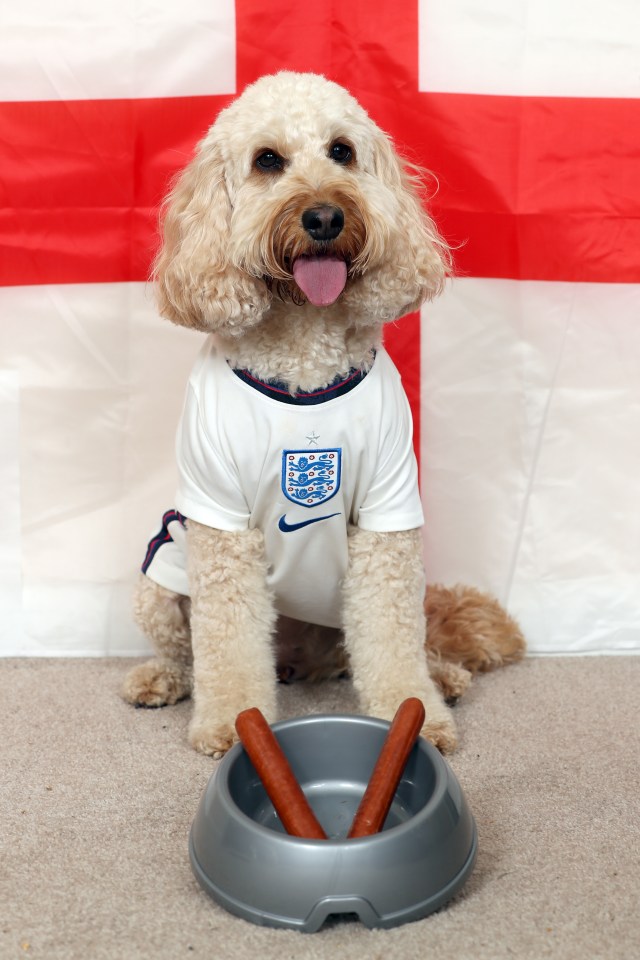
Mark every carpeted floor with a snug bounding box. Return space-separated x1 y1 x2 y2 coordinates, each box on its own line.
1 656 638 960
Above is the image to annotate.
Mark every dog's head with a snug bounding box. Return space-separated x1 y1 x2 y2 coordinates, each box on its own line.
155 72 449 335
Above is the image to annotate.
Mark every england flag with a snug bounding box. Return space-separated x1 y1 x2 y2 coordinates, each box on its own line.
1 0 638 655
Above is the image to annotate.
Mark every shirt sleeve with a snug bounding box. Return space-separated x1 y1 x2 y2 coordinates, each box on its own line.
356 371 424 532
174 382 251 531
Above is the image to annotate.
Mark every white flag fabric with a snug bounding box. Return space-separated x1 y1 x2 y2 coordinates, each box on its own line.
1 0 638 655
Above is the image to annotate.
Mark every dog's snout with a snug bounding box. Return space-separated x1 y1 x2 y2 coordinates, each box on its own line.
301 205 344 242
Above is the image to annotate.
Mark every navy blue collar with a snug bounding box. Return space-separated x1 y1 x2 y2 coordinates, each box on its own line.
231 358 373 406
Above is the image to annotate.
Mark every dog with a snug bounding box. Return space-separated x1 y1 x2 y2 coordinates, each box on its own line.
122 72 524 756
275 584 525 703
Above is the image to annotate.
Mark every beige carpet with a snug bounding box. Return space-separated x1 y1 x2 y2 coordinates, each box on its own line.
1 656 638 960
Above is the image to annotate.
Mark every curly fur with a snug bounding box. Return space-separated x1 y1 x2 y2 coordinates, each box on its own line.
124 576 525 718
154 71 449 390
123 72 524 757
342 528 457 753
276 582 525 703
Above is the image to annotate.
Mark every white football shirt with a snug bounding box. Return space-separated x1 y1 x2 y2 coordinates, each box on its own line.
144 336 424 628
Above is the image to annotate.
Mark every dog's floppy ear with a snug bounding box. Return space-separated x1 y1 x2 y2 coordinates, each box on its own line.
370 132 450 316
153 138 271 334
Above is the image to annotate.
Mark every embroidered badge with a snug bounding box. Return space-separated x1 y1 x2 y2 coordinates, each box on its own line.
281 449 342 507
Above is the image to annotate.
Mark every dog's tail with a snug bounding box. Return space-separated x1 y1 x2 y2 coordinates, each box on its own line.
425 583 526 675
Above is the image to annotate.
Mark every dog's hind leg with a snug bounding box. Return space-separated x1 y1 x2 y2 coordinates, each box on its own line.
121 575 193 707
425 651 472 704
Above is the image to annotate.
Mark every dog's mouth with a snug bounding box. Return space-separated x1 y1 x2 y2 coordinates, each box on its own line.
292 254 348 307
266 193 368 306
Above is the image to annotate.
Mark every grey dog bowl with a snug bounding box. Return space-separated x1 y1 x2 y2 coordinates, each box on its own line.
189 713 477 932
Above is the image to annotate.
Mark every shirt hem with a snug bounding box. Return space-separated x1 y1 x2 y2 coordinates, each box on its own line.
357 513 424 533
174 496 250 532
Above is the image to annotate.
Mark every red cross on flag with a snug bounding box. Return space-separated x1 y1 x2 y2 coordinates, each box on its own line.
1 0 638 656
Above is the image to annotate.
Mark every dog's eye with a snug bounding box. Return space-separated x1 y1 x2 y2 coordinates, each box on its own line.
329 142 353 165
255 150 284 172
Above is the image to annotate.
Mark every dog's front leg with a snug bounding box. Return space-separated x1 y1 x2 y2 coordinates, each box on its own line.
342 527 457 753
186 520 277 757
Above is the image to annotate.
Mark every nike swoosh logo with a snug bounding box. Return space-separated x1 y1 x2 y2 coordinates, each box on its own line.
278 512 341 533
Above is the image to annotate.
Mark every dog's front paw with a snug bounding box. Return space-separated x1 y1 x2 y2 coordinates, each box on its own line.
188 718 238 759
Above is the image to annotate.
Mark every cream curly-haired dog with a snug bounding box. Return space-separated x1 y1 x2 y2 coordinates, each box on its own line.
122 72 524 756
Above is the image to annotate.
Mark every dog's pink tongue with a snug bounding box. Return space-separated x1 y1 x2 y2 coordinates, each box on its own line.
293 256 348 306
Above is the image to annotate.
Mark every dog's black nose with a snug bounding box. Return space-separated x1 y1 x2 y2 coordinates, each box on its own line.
301 205 344 242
